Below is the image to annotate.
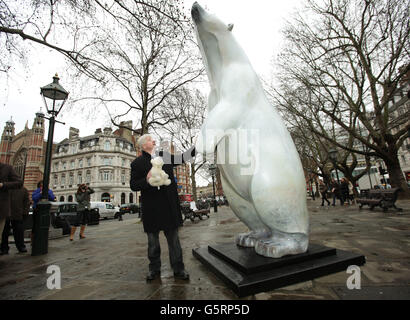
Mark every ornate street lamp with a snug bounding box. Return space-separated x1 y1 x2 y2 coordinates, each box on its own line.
32 74 68 256
328 148 340 184
208 163 218 213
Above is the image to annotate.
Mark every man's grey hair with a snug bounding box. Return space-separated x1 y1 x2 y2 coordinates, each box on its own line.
137 134 152 149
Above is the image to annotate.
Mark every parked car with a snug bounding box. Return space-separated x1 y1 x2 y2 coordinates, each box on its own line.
90 202 118 219
119 203 140 215
50 202 100 228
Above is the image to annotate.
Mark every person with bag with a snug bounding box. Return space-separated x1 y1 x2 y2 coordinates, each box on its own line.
70 184 94 241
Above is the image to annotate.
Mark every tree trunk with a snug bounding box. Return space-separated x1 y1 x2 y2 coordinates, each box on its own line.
385 156 410 199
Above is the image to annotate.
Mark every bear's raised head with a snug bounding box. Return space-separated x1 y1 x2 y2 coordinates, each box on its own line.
191 2 233 35
191 2 251 110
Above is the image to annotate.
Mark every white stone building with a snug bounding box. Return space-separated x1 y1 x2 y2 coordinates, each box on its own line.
50 125 139 206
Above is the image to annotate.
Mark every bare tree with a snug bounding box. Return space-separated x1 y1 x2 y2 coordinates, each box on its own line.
274 0 410 197
0 0 188 78
65 1 203 135
154 87 207 202
1 1 203 135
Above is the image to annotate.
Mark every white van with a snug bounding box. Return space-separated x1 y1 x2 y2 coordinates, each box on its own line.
90 202 118 219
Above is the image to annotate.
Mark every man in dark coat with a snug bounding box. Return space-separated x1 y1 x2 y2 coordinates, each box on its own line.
330 178 342 206
0 162 23 245
1 186 30 254
130 134 195 281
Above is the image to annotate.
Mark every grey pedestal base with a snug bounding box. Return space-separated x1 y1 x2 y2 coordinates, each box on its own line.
193 243 365 297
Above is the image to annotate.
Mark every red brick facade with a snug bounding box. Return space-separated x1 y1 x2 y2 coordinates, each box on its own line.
0 113 48 195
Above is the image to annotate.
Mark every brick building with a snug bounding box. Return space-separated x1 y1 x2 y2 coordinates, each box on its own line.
0 112 50 194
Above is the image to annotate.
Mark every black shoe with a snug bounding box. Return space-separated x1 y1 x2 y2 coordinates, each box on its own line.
174 270 190 280
146 271 160 281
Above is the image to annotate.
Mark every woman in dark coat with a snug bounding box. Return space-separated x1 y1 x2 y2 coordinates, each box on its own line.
70 184 94 241
0 163 23 239
130 134 195 281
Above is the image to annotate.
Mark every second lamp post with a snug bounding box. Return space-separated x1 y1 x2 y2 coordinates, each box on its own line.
208 164 218 213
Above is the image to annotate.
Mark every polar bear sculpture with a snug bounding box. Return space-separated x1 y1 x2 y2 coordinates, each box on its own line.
191 2 309 258
148 157 171 190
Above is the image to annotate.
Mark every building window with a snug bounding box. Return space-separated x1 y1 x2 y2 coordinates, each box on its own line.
68 195 73 202
54 162 59 171
101 171 112 181
86 170 91 183
63 162 67 170
69 173 74 186
129 193 134 203
87 158 91 167
71 161 75 169
122 158 125 167
78 172 82 185
79 159 83 168
104 140 111 151
103 158 112 166
121 170 125 184
53 175 58 186
59 196 65 202
61 174 66 186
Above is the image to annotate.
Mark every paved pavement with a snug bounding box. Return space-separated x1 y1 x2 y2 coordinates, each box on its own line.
0 198 409 300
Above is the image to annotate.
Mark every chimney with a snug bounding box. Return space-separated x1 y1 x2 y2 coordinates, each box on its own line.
69 127 79 140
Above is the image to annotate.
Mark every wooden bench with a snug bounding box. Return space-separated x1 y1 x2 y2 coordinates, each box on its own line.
181 202 210 222
356 187 403 212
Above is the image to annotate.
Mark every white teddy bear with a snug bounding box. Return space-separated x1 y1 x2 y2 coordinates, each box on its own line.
148 156 171 189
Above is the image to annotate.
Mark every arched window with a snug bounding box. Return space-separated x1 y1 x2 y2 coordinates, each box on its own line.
68 195 73 202
101 193 110 202
12 149 27 180
59 196 65 202
121 193 126 205
129 193 134 203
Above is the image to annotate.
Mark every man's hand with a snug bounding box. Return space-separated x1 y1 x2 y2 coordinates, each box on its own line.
146 170 152 182
0 182 3 188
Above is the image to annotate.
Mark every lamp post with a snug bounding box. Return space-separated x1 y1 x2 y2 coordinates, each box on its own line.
329 148 340 184
208 163 218 213
32 74 68 256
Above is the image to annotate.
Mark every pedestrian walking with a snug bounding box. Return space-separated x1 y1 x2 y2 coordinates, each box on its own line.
130 134 196 281
118 204 123 221
340 178 350 205
0 162 23 255
70 184 94 241
319 180 330 206
330 179 343 206
1 186 30 254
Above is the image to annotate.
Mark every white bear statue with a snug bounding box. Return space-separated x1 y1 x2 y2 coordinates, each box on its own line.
191 2 309 258
148 157 171 190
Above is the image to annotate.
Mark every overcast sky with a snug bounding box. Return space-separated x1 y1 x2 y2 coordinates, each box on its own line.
0 0 301 144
